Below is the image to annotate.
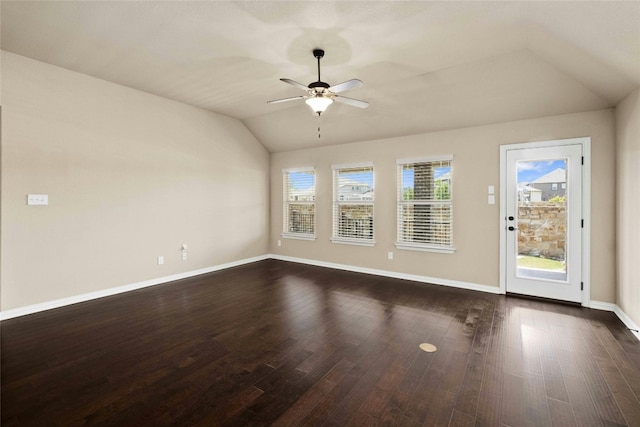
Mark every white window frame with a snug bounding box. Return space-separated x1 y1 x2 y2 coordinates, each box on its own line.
282 167 316 241
396 155 455 254
331 162 375 247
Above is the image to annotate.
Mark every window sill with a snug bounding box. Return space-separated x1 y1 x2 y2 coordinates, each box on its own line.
331 238 376 247
395 243 456 254
282 233 316 241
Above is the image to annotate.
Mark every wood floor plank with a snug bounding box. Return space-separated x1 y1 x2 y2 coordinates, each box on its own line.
454 348 486 417
378 402 421 427
595 354 640 426
547 397 578 427
2 260 640 426
522 370 552 427
299 372 361 425
564 376 605 427
578 352 629 425
502 373 525 427
194 385 264 426
421 390 456 426
476 391 501 426
541 355 570 402
449 409 476 427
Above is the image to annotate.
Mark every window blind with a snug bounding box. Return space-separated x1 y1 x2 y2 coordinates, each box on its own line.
283 169 316 238
397 158 453 250
332 164 374 243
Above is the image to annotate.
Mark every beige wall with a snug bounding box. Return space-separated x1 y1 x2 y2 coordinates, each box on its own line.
0 52 270 311
616 88 640 326
0 49 622 313
271 109 616 303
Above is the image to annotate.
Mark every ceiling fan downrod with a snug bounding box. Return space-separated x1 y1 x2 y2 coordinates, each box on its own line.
314 49 324 83
309 49 330 90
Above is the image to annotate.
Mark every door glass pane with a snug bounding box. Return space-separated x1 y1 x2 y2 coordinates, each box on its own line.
516 159 567 281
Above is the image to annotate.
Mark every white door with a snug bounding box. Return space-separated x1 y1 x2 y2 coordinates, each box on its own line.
503 142 584 303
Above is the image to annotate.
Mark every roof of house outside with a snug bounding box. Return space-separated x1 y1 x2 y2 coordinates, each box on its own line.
339 184 373 200
437 171 452 181
532 168 566 184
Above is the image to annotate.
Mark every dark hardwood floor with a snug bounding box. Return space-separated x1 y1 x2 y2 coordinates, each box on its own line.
2 259 640 426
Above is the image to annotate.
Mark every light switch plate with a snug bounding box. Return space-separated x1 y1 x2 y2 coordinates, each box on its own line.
27 194 48 205
488 185 495 195
488 195 496 205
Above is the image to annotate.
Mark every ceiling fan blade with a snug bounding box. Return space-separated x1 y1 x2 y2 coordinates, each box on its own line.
280 78 310 91
267 95 305 104
334 95 369 109
329 79 363 93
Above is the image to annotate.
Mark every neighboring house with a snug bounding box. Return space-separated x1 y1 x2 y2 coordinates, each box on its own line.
529 168 566 200
289 188 315 201
437 171 452 187
338 184 373 201
518 185 543 202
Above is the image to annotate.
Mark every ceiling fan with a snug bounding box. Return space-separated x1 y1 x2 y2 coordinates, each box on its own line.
267 49 368 116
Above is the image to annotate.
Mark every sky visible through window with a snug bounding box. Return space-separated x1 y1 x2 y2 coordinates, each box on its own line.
288 171 315 191
339 170 374 188
289 170 374 190
517 159 566 184
289 167 452 189
289 161 562 189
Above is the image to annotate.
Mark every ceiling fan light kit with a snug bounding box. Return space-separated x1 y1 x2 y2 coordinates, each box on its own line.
305 95 333 114
267 48 368 120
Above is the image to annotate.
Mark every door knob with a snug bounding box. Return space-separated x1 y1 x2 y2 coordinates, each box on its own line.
508 216 515 221
508 226 517 231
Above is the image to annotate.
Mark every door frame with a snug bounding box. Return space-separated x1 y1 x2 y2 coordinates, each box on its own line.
499 137 591 306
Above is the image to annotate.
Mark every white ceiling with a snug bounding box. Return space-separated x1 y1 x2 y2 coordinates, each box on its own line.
2 1 639 152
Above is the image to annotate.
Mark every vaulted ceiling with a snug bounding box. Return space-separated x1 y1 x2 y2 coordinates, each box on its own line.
2 1 639 152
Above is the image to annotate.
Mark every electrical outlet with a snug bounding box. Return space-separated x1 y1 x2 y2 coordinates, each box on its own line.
158 256 164 265
277 240 282 247
27 194 48 205
182 252 187 260
388 251 394 260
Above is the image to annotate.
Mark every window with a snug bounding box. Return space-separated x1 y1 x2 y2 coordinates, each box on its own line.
332 163 374 245
552 183 558 190
283 168 316 240
397 156 454 253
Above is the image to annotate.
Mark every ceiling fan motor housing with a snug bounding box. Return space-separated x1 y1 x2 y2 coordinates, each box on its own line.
308 81 330 89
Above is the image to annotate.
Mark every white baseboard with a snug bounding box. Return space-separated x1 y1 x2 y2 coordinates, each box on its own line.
589 300 640 341
272 255 640 343
4 254 639 345
0 255 269 321
269 254 502 295
587 300 617 311
614 305 640 341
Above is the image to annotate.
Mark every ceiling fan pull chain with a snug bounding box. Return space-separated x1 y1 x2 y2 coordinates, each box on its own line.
317 114 321 138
